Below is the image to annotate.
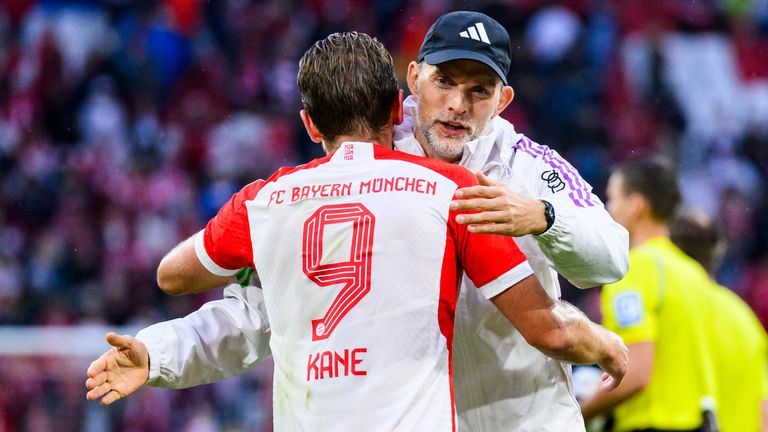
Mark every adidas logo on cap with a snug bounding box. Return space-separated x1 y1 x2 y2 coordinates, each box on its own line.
459 22 490 44
417 11 512 84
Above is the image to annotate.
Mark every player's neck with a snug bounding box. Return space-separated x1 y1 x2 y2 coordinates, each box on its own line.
629 219 669 249
324 128 395 153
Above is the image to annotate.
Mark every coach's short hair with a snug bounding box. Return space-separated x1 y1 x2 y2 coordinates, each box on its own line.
298 32 399 145
616 157 681 222
670 208 724 273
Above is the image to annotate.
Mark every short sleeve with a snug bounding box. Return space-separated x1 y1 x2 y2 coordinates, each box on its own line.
449 198 533 299
425 162 533 299
195 181 264 275
600 252 659 344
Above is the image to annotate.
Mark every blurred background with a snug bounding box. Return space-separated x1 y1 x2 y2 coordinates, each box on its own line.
0 0 767 430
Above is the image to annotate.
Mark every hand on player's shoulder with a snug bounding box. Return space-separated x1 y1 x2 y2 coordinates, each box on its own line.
451 172 548 236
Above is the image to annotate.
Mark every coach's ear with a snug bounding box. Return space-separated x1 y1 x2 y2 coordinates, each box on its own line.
406 61 420 98
493 85 514 118
300 109 323 143
391 89 404 126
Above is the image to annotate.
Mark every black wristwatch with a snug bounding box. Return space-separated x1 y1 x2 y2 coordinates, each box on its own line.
541 200 555 233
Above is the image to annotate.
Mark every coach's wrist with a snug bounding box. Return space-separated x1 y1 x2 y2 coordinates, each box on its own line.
530 200 551 235
541 200 556 233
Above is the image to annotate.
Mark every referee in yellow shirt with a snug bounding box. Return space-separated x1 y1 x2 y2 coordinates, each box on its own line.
580 158 719 432
670 208 768 432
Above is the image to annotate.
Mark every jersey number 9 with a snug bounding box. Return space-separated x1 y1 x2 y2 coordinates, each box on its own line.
302 203 375 341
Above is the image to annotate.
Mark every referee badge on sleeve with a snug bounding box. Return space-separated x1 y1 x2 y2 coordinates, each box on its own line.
614 291 643 327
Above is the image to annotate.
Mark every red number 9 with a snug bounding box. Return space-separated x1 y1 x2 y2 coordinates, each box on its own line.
302 203 375 341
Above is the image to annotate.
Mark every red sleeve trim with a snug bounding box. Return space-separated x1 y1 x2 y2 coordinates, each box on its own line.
199 155 336 273
194 230 239 276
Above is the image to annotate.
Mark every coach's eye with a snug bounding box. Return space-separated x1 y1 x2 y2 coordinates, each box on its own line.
436 76 451 86
472 86 490 96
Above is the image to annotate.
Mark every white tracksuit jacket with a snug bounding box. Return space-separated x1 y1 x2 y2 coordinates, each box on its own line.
137 96 629 432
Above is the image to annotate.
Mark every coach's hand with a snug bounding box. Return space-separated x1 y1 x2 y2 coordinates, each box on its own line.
85 332 149 406
451 172 548 236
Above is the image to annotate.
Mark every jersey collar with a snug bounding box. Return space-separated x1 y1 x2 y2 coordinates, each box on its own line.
330 141 377 162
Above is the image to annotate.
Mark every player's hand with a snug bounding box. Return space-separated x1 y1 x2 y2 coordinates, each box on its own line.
596 329 628 392
451 172 548 236
85 332 149 406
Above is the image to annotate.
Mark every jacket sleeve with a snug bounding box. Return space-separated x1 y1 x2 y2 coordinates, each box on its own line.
136 283 272 388
514 136 629 288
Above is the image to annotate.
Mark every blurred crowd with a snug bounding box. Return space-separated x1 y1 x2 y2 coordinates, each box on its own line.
0 0 767 430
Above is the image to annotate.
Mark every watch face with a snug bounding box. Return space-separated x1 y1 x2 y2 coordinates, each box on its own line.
543 200 555 229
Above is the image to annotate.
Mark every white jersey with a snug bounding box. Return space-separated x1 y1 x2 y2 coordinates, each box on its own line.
192 141 532 432
139 98 629 432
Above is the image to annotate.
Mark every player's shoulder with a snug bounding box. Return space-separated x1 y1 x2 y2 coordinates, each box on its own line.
628 245 660 268
715 285 759 322
373 146 477 187
267 153 334 183
711 286 742 317
239 154 335 199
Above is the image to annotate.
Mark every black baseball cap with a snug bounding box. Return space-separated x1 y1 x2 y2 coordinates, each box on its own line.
418 11 512 85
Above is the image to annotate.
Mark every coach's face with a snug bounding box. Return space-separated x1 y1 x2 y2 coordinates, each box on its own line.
407 60 513 163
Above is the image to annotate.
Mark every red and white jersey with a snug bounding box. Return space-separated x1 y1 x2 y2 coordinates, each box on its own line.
194 141 532 432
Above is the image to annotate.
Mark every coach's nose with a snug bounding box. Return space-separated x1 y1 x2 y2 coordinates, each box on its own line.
446 88 469 116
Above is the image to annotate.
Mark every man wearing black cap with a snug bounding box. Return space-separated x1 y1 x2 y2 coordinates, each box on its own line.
88 11 629 432
395 11 629 430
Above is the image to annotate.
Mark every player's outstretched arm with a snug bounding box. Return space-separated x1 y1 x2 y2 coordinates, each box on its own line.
85 332 149 406
157 234 230 295
136 284 272 389
490 275 628 390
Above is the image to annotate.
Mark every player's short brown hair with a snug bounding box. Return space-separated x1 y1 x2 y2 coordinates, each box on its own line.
298 32 399 145
670 208 724 273
616 157 681 222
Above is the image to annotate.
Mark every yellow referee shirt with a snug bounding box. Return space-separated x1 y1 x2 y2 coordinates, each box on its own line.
601 237 718 432
709 283 768 432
